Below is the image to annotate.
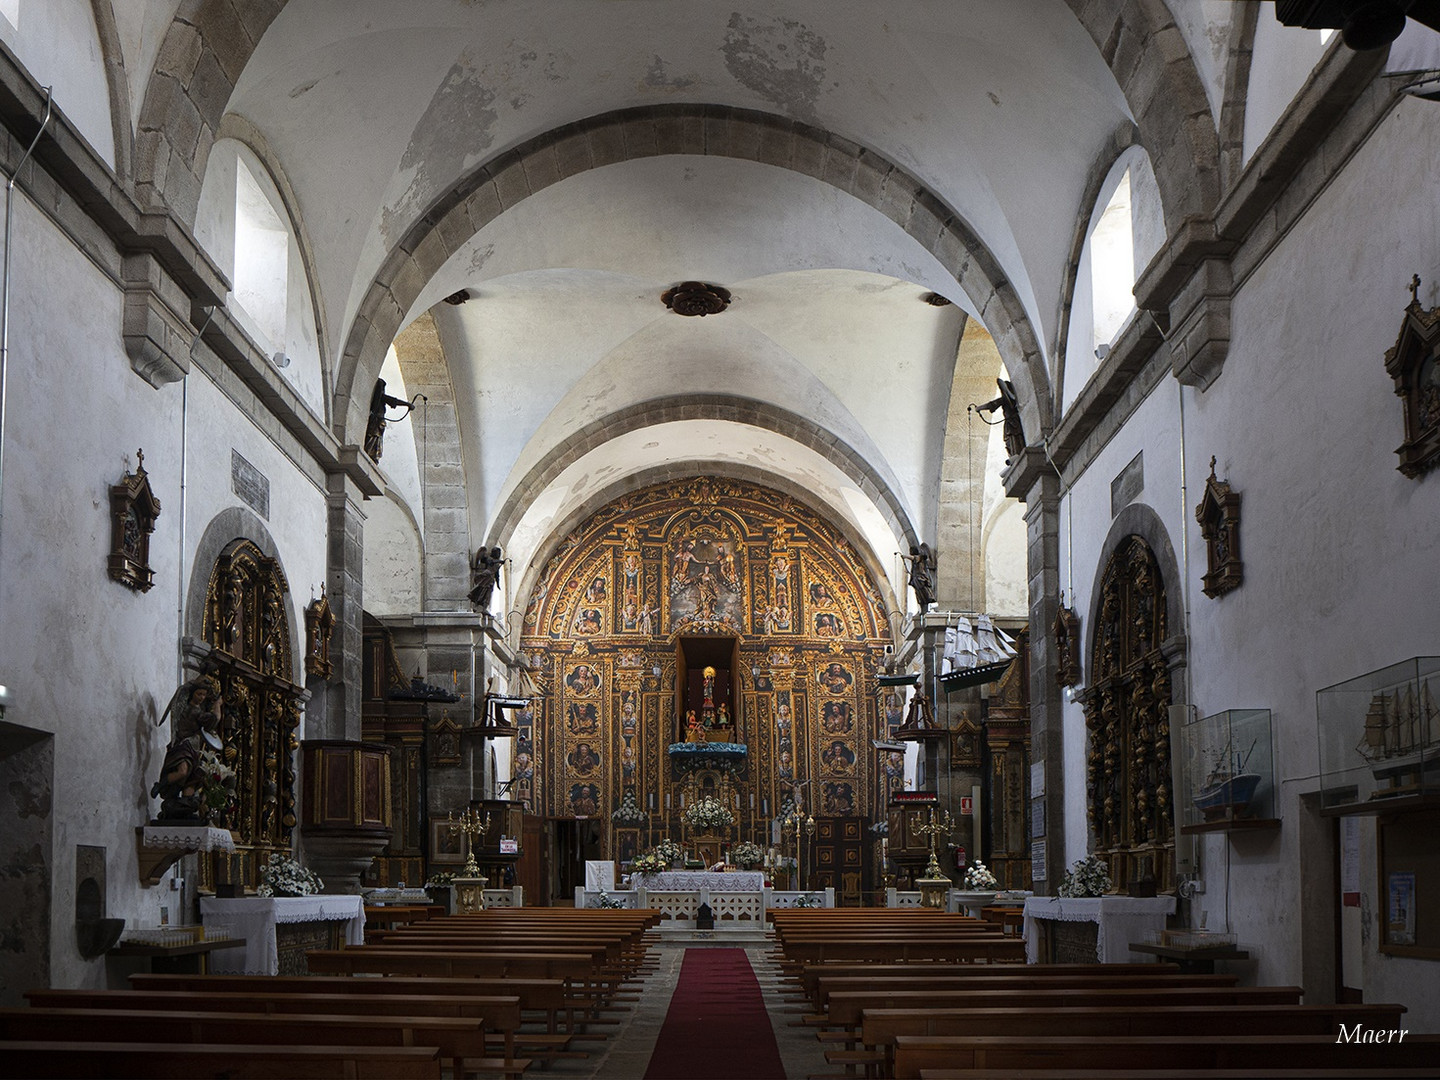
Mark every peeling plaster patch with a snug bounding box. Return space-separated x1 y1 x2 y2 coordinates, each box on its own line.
721 12 828 122
290 77 325 99
468 242 496 275
381 55 499 246
682 166 697 181
642 54 699 93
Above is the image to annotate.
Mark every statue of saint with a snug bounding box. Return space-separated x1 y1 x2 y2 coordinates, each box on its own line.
902 542 936 611
469 546 503 608
150 676 224 821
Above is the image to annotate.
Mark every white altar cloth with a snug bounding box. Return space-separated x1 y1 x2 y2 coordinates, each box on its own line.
200 895 365 975
1023 895 1175 963
634 870 765 892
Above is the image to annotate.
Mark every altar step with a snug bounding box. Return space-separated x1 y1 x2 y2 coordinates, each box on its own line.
652 922 774 946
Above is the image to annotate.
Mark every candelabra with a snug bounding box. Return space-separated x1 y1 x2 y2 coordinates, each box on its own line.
914 806 954 908
448 806 493 879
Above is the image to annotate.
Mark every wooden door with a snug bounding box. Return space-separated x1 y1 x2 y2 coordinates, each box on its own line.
811 816 867 905
519 813 545 905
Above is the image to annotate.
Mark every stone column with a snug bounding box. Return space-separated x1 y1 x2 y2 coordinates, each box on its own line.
323 472 367 742
1008 448 1065 891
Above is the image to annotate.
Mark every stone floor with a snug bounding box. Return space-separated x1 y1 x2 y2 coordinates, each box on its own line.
544 940 830 1080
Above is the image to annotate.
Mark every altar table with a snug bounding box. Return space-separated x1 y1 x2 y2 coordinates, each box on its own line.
1023 895 1174 963
634 870 765 892
200 895 365 975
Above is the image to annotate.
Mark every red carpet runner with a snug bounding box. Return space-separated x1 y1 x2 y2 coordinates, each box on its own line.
643 947 786 1080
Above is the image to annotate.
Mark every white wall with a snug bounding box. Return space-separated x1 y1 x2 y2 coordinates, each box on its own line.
0 0 115 166
1244 15 1331 165
0 182 329 988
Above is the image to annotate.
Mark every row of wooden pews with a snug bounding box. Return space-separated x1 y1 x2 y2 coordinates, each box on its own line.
768 909 1436 1079
3 906 660 1079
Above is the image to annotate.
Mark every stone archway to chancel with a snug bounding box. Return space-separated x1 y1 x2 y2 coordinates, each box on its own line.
517 475 892 864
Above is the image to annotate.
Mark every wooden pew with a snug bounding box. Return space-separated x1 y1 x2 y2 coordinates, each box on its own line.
132 972 580 1035
26 989 534 1072
0 1040 440 1079
864 1004 1409 1075
824 985 1306 1032
891 1033 1440 1077
780 937 1024 965
0 1007 490 1072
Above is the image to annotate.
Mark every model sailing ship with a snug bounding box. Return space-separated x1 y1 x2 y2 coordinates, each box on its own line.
938 614 1018 689
1357 681 1439 798
1193 738 1262 821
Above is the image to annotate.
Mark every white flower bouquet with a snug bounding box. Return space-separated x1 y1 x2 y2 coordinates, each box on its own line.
684 795 735 830
732 841 764 868
196 748 236 820
257 852 324 897
964 860 999 890
1057 854 1112 897
653 837 683 865
610 789 647 825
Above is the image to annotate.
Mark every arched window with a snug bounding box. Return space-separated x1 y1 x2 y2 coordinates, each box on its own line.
1082 535 1174 891
1061 148 1164 413
194 139 326 414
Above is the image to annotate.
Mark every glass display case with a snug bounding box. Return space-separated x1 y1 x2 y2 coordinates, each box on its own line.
1179 708 1277 833
1318 657 1440 815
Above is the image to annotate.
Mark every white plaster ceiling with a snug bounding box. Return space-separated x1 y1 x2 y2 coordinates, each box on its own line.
192 0 1154 602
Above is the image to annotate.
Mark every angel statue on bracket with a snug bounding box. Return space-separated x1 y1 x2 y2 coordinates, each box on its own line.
150 673 231 822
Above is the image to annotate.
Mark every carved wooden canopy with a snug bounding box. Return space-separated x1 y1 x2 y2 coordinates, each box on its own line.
1384 275 1440 479
1195 457 1243 599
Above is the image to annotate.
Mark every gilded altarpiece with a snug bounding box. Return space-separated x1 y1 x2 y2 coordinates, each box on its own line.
520 477 890 853
1081 537 1176 892
198 540 304 890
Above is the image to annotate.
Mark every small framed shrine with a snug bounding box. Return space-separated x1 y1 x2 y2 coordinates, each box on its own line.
1384 275 1440 479
1195 457 1242 599
108 449 161 592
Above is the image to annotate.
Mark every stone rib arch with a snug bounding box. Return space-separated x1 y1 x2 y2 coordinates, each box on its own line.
510 461 904 643
334 104 1056 455
486 393 919 572
1063 0 1222 229
133 0 286 216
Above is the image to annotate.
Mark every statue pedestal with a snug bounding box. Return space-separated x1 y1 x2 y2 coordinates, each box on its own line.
917 876 950 909
452 875 488 914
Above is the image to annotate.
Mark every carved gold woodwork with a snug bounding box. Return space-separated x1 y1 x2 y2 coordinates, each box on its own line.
198 539 305 891
519 475 889 844
304 588 336 679
1082 536 1175 892
1384 275 1440 478
108 449 161 592
1195 458 1243 599
1054 598 1080 688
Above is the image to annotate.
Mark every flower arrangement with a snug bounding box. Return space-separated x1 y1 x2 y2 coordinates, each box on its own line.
964 860 999 890
630 853 666 874
610 789 647 825
196 749 236 821
792 892 824 908
1057 854 1112 897
592 889 627 909
732 841 764 868
257 852 324 898
653 838 683 865
684 795 735 830
424 871 455 889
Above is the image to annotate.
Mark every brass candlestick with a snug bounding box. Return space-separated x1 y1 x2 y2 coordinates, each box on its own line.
448 806 492 879
915 807 954 884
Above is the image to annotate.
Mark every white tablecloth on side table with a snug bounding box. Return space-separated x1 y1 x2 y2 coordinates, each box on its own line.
200 895 365 975
1022 895 1175 963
